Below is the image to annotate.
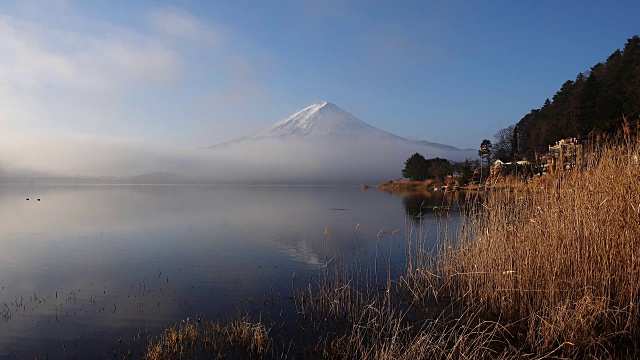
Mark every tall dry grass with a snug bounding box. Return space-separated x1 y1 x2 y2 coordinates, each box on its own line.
291 227 521 359
436 122 640 357
145 315 270 359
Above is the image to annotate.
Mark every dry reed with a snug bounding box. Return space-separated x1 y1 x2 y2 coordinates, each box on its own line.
145 315 270 359
436 121 640 357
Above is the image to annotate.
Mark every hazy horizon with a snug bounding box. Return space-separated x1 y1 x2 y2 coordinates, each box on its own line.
0 1 637 182
0 128 475 184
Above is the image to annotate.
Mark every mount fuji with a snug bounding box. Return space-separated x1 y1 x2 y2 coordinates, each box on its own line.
244 101 379 139
205 102 475 184
212 101 466 150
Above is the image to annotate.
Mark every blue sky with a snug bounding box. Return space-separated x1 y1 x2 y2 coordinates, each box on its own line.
0 0 638 150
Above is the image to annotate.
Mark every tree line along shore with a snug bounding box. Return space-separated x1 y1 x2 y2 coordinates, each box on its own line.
372 36 640 193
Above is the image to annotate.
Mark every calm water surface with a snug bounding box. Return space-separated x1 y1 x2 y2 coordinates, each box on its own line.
0 184 464 358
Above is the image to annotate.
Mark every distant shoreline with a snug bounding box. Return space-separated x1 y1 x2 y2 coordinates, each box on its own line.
375 179 474 193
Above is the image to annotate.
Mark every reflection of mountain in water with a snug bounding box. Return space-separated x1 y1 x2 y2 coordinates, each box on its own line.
275 236 325 269
401 191 468 219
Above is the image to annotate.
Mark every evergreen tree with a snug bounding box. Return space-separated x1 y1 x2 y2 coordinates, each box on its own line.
507 35 640 159
425 157 452 181
478 139 492 182
511 125 519 158
459 159 474 185
401 153 428 181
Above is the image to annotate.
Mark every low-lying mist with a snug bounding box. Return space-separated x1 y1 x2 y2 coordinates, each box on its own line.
0 132 475 184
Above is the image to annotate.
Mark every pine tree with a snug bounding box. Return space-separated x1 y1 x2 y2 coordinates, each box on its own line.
478 139 492 182
401 153 428 181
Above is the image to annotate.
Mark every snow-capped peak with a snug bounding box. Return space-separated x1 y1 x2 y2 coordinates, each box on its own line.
250 101 379 138
207 101 474 161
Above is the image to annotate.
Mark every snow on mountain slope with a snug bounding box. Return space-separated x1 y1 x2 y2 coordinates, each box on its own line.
250 101 379 138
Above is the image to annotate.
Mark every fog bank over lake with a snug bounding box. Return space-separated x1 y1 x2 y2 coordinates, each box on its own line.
0 132 474 184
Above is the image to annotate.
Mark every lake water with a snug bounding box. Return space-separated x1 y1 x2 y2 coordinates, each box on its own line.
0 184 464 358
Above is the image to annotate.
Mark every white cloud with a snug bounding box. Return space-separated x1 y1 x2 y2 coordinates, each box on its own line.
0 16 74 89
0 15 180 94
0 12 186 138
147 7 218 44
0 5 274 147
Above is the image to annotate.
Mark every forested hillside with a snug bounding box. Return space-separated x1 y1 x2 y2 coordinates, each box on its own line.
493 35 640 161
